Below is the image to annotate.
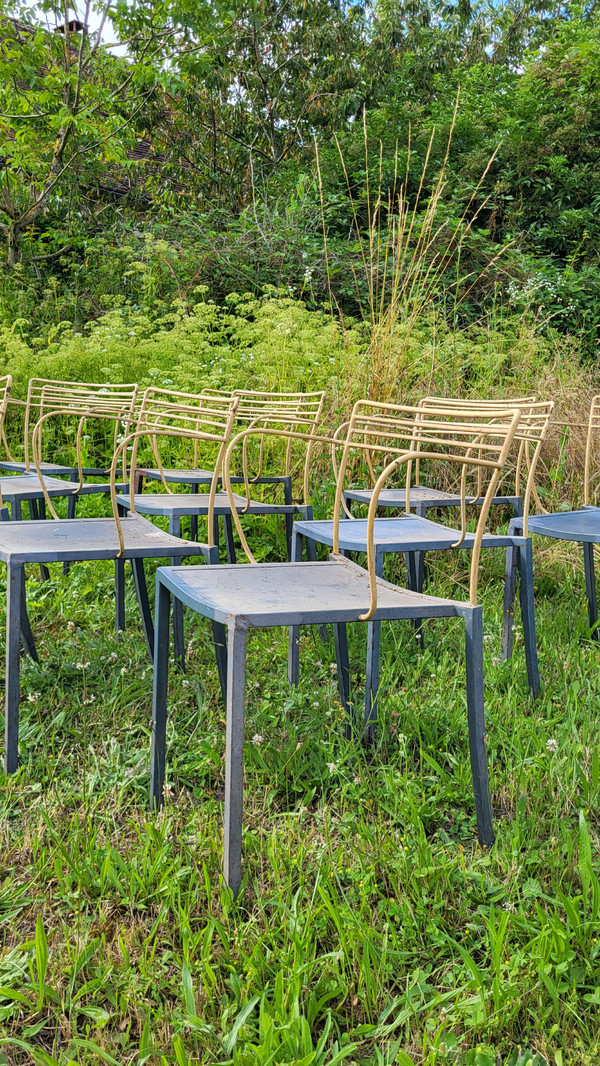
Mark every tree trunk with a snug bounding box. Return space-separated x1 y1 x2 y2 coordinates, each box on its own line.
7 222 19 268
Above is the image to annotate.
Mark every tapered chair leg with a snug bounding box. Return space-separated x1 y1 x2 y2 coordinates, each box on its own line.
583 541 599 640
115 559 126 633
284 476 293 559
364 620 381 743
169 516 185 669
191 483 199 541
288 530 303 684
333 622 353 736
501 518 522 661
302 531 328 644
150 578 171 810
25 501 51 581
224 623 247 899
115 505 127 633
20 578 38 663
364 548 384 741
131 558 154 660
5 563 23 774
223 515 236 564
212 622 228 705
517 539 540 698
463 605 494 847
62 483 76 575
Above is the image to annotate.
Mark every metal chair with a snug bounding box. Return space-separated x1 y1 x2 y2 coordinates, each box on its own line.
503 395 600 642
0 378 139 482
0 394 239 775
117 388 326 563
149 402 524 897
291 400 554 728
343 394 538 521
0 381 143 619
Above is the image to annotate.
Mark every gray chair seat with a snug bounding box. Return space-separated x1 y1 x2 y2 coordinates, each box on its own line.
138 467 290 486
291 513 539 701
0 512 207 564
507 508 600 642
1 512 216 775
0 460 107 476
344 485 521 514
117 491 306 518
0 474 127 514
292 514 521 553
524 508 600 543
150 557 490 897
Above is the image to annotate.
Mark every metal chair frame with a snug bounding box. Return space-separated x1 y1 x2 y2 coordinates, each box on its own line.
149 402 523 897
342 394 539 520
1 394 240 775
504 395 600 642
0 378 139 477
118 388 326 563
291 400 554 726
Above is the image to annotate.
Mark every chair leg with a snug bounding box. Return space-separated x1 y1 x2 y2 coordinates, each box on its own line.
224 623 247 899
405 552 425 647
284 475 293 560
364 547 384 742
20 577 38 663
288 529 303 685
5 563 23 774
302 530 328 644
63 491 77 575
115 559 126 633
24 501 50 582
364 620 381 743
517 538 540 699
212 622 228 706
223 515 236 564
150 578 171 810
191 483 199 541
414 502 427 592
169 516 185 669
212 513 220 558
333 622 353 737
463 605 494 847
115 505 127 633
501 519 521 661
583 541 599 640
131 558 154 660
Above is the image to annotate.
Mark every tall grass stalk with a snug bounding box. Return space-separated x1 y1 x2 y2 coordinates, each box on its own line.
316 96 512 402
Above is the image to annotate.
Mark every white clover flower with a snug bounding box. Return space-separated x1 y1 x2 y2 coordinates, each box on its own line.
546 738 558 753
252 734 264 746
326 762 338 774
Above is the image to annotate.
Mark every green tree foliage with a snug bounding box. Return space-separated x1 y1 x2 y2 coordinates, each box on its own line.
0 0 219 266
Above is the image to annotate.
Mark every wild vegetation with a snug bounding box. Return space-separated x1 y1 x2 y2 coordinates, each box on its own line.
2 0 600 1063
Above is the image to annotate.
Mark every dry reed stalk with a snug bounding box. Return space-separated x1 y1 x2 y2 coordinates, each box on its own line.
316 95 512 403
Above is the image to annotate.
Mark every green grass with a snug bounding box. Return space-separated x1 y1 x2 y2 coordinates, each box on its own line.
0 502 599 1064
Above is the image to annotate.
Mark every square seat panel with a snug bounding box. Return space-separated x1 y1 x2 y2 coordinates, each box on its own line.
0 460 107 476
526 508 600 543
293 515 520 554
0 513 208 564
137 468 290 486
344 485 520 512
117 492 300 517
0 474 125 503
155 556 469 628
